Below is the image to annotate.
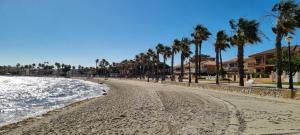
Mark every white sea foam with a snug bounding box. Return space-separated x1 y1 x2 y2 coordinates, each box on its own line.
0 76 109 126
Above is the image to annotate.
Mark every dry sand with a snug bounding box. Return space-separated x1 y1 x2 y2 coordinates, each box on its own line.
1 78 300 135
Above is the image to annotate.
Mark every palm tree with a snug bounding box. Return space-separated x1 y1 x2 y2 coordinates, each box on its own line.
215 30 230 84
229 18 262 86
95 59 99 68
95 59 100 76
55 62 61 76
179 38 192 82
162 46 172 81
191 24 211 83
218 34 230 79
155 43 164 82
271 0 300 88
16 63 20 68
214 34 220 85
141 53 148 79
171 39 181 81
120 59 129 77
188 58 192 85
135 54 141 79
147 49 155 81
99 59 110 77
137 53 147 79
145 50 151 82
16 63 21 75
129 59 135 77
32 63 36 69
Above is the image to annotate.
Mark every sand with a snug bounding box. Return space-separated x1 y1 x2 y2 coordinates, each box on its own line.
1 78 300 135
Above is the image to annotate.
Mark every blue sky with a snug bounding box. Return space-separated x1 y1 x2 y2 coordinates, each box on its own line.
0 0 299 67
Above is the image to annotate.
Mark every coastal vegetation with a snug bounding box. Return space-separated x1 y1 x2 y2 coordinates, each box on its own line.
0 62 71 76
268 49 300 76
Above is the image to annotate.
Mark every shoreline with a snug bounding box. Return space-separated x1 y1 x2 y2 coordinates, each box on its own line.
2 78 300 134
0 97 97 133
0 78 108 134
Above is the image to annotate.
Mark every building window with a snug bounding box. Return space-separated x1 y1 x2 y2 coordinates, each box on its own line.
256 58 262 65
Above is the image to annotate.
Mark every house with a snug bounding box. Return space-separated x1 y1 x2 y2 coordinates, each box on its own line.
174 55 216 78
249 45 300 83
223 57 256 81
223 45 300 83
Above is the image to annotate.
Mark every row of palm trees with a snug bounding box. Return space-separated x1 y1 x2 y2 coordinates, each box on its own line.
107 0 300 88
0 62 76 76
117 17 260 87
95 59 111 77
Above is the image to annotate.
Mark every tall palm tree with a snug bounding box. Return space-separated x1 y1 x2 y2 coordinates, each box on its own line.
147 49 156 81
155 43 165 82
188 58 192 85
16 63 20 69
179 38 192 82
191 24 211 83
162 46 172 81
120 59 129 77
218 35 230 79
55 62 61 76
215 43 220 85
95 59 99 68
99 59 110 77
129 59 135 77
171 39 181 81
271 0 300 88
146 50 152 82
32 63 36 69
138 53 147 79
135 55 141 79
215 30 230 84
229 18 262 86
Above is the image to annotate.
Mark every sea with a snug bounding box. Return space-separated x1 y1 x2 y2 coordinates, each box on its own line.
0 76 108 126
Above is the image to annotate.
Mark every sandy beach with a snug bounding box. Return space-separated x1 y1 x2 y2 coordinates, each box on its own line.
1 78 300 135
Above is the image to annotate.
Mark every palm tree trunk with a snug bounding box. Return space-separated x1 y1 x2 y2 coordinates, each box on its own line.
142 64 145 79
216 49 220 85
139 65 142 79
275 34 283 88
198 42 202 80
195 43 199 83
188 59 191 85
135 64 138 79
238 45 244 86
156 53 159 82
140 64 143 79
171 50 175 81
220 50 224 79
147 61 150 82
180 54 184 82
152 63 155 80
162 56 166 81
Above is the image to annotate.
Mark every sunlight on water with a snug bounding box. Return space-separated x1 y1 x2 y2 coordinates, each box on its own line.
0 76 108 126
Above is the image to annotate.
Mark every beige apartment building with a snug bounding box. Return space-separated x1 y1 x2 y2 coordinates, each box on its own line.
174 55 216 79
223 45 300 83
